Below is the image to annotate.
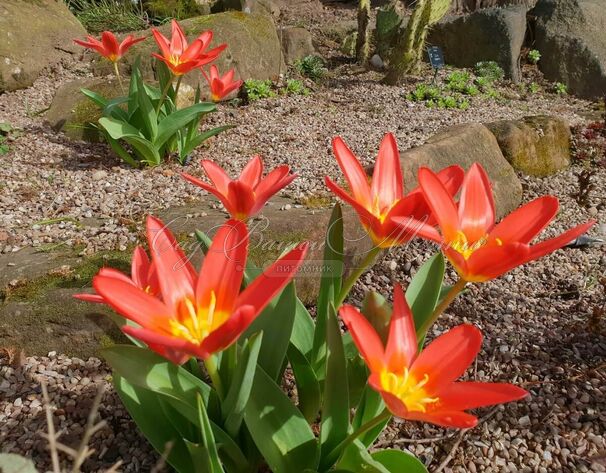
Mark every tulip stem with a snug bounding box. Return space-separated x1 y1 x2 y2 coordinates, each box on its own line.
113 61 125 94
336 246 381 307
156 75 174 115
174 76 183 109
417 277 467 337
325 409 391 466
204 355 224 399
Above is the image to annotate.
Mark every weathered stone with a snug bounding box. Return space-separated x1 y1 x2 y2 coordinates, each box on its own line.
92 12 285 91
0 0 86 92
143 0 211 19
46 78 122 143
281 27 316 64
532 0 606 99
486 116 571 176
211 0 281 17
399 123 522 218
428 6 527 82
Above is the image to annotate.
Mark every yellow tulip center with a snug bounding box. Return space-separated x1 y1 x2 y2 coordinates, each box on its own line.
169 54 183 67
371 196 397 224
380 369 439 413
449 231 502 260
169 291 228 344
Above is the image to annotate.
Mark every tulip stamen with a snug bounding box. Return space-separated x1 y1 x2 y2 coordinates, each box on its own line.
170 292 220 345
450 231 490 260
381 368 438 413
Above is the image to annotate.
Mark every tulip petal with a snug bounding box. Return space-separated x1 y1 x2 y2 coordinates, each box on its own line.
250 167 297 215
93 275 169 330
463 242 530 282
332 136 372 207
73 293 105 303
371 133 403 210
180 38 204 63
170 19 188 55
195 30 213 50
438 382 528 411
458 164 495 242
490 196 559 245
405 409 478 429
122 325 204 363
181 172 237 216
201 160 232 195
340 305 385 373
200 305 256 356
236 243 308 313
325 176 376 224
418 167 460 241
239 155 263 188
131 246 151 289
524 220 596 264
385 284 418 372
411 324 482 394
226 181 256 219
197 219 247 313
101 31 120 57
389 216 442 243
146 216 195 312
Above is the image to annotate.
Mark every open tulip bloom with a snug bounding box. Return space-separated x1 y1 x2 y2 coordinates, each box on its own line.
203 65 243 101
182 155 297 220
340 284 528 428
325 133 465 248
74 31 145 62
418 163 596 282
88 216 308 364
152 19 227 76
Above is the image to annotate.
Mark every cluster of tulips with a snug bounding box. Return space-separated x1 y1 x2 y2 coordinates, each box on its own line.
75 124 594 471
75 20 242 101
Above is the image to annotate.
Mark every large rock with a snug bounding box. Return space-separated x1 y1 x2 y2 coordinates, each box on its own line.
486 116 571 176
428 6 527 82
0 0 86 92
212 0 281 18
93 11 285 89
532 0 606 99
281 27 316 64
399 123 522 218
46 78 122 142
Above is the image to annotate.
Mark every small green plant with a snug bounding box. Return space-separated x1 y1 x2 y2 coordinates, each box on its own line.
554 82 568 95
408 84 471 110
529 82 540 94
445 71 471 92
0 123 14 155
474 61 505 83
528 49 541 64
295 55 326 82
244 79 277 101
284 79 310 96
66 0 147 33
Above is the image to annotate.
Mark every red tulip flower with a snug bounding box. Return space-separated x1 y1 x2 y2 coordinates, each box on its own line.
182 156 297 221
340 284 528 428
325 133 464 248
74 31 145 62
202 65 243 101
90 216 307 364
74 246 161 304
152 19 226 76
418 163 596 282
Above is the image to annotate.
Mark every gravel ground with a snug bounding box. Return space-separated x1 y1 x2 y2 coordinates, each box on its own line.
1 2 605 470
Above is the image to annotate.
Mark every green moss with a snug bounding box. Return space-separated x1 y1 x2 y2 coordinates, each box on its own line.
299 194 332 209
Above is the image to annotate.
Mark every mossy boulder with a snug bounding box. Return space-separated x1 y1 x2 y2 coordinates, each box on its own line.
144 0 211 20
92 11 285 92
281 27 316 64
0 0 86 92
486 116 572 176
46 78 123 142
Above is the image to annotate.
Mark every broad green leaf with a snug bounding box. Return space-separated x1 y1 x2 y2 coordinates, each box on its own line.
81 88 108 108
102 345 214 420
405 253 445 338
242 282 297 381
98 117 161 164
361 291 391 344
104 134 139 167
135 69 158 140
319 304 350 470
336 440 389 473
0 454 38 473
343 332 368 409
194 393 226 473
114 374 196 473
181 125 234 158
351 386 388 448
127 60 142 114
287 343 321 423
371 449 428 473
292 298 315 357
312 203 344 376
243 366 319 473
154 102 215 149
222 332 263 436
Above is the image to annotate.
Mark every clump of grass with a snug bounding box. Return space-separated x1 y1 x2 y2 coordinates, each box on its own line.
243 79 277 102
283 79 310 96
66 0 148 33
295 55 326 82
300 194 332 209
474 61 504 83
